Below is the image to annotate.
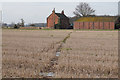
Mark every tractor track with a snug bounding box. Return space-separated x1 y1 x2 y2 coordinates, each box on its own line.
39 32 72 78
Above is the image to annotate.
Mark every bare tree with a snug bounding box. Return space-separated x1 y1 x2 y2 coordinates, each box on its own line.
20 19 25 27
73 2 95 17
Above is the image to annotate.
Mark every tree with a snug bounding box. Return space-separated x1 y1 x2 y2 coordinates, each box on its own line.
30 24 35 27
14 24 18 29
14 23 21 29
17 23 21 27
20 19 25 27
10 22 15 28
73 2 95 17
115 17 120 29
2 23 8 28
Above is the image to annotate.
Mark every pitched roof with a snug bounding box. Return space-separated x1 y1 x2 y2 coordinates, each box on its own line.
55 13 68 18
76 16 118 22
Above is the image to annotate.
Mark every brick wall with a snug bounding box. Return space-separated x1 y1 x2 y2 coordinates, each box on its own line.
60 18 70 29
74 22 79 29
74 22 115 30
84 22 89 29
89 22 93 29
99 22 104 29
104 22 110 29
47 13 59 28
47 12 70 29
110 22 115 29
79 22 84 29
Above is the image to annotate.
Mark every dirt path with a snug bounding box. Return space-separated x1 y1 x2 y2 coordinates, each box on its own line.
40 32 72 78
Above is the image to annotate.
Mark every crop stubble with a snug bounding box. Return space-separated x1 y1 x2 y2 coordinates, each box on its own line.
2 30 118 78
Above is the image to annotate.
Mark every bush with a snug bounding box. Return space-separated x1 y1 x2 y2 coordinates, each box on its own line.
14 24 19 29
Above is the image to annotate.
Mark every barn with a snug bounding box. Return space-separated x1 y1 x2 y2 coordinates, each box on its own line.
74 16 120 29
47 9 70 29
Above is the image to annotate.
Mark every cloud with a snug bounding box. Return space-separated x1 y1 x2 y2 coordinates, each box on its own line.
2 2 118 24
0 0 120 2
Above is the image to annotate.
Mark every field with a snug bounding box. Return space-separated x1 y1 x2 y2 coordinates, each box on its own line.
2 29 118 78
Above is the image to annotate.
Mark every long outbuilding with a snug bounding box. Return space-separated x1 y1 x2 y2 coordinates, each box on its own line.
74 16 120 29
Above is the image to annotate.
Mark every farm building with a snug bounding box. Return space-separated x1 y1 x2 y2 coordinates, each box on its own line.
74 16 120 29
47 9 70 29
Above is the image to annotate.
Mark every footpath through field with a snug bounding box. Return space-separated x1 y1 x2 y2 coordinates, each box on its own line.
39 31 73 78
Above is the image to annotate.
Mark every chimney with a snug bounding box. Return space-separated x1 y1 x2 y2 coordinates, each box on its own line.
52 8 55 13
61 10 64 14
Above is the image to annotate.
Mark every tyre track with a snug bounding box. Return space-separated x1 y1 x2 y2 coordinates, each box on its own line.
39 32 72 78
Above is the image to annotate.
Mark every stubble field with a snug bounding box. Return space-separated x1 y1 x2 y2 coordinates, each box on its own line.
2 29 118 78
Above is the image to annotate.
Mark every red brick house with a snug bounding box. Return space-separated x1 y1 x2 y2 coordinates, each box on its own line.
74 16 120 29
47 9 70 29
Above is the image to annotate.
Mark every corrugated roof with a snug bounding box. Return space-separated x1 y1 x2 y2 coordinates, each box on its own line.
55 13 68 18
76 16 118 22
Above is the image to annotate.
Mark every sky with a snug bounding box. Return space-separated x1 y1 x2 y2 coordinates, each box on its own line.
119 1 120 15
0 3 2 24
0 0 120 2
1 2 119 24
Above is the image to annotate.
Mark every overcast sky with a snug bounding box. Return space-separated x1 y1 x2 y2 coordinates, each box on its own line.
1 2 119 24
0 0 120 2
